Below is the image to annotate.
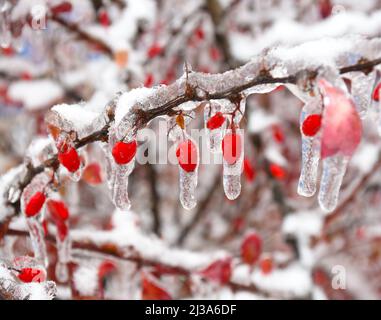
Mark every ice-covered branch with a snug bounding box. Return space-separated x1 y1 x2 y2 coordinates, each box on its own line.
1 36 381 235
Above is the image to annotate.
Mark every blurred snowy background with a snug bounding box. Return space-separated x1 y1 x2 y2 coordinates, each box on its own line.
1 0 381 300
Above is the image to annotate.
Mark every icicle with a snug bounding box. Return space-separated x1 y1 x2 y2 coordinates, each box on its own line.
111 161 134 210
318 155 349 213
179 168 197 210
222 129 244 200
21 172 51 267
55 229 70 283
0 1 11 48
346 72 376 119
26 216 48 267
176 136 199 210
204 101 226 153
297 98 322 197
105 126 135 210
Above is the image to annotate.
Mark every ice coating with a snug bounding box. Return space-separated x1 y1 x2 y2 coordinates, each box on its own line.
204 101 226 153
318 155 349 213
179 168 198 210
297 97 322 197
222 130 244 200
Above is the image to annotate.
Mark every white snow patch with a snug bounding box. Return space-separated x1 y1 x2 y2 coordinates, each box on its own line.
351 143 379 173
8 80 64 111
251 263 312 297
73 265 99 297
248 109 278 133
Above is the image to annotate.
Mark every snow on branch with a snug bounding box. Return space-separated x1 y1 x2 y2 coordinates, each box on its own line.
1 36 381 229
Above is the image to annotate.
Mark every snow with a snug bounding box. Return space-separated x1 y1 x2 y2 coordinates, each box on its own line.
251 263 312 297
231 11 381 61
264 147 288 167
115 87 154 125
8 80 64 111
73 265 98 297
283 210 323 238
52 104 99 131
351 143 379 173
0 264 56 300
248 109 278 133
71 210 226 270
0 165 25 223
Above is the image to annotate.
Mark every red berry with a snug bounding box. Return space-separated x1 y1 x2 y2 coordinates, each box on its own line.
222 133 242 165
51 2 72 15
260 256 273 275
82 163 102 185
194 27 204 40
302 114 322 137
206 112 225 130
142 274 172 300
47 200 69 222
373 82 381 102
199 258 232 285
98 9 110 27
112 141 137 165
269 163 286 180
176 139 198 172
210 46 220 61
58 147 80 172
144 73 154 87
98 260 116 280
271 124 284 143
243 158 256 182
147 44 162 58
18 268 46 283
25 192 46 218
57 221 68 241
319 0 332 19
241 233 262 265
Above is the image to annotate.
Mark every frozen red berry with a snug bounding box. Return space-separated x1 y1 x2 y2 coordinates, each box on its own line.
372 82 381 102
47 200 69 222
222 133 242 165
176 139 198 172
206 112 225 130
272 124 284 143
144 73 154 87
302 114 322 137
199 258 232 284
58 147 80 172
142 274 172 300
260 256 273 275
269 163 286 180
51 2 72 15
98 9 110 27
25 192 46 218
18 268 46 283
57 221 68 241
241 232 262 265
112 140 137 165
243 158 256 182
147 44 162 58
82 163 102 185
319 0 332 19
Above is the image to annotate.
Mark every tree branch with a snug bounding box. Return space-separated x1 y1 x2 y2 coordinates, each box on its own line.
1 53 381 241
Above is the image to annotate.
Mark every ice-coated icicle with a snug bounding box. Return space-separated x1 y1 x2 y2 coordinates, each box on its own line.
0 1 11 48
26 216 48 267
179 169 198 210
222 130 244 200
67 162 84 182
297 98 322 197
111 161 134 210
21 171 51 267
204 101 225 153
347 72 376 119
55 229 70 283
318 155 349 213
